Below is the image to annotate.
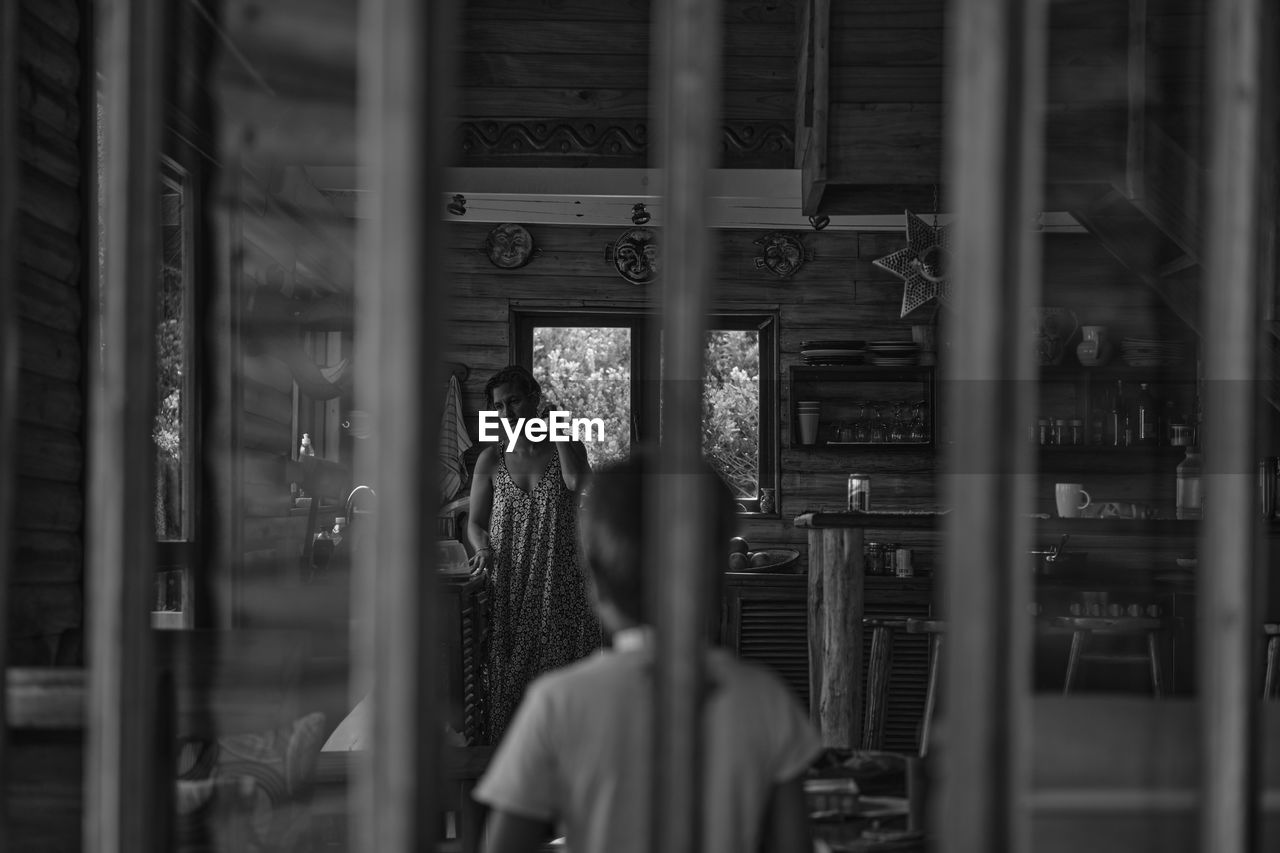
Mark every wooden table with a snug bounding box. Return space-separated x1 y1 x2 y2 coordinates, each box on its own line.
794 511 947 749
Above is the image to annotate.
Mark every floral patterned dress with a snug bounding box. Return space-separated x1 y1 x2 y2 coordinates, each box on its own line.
484 450 600 742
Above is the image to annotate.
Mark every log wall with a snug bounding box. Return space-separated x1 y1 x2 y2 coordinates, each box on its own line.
12 0 85 666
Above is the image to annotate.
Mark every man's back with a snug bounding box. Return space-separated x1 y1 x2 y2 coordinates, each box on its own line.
474 633 822 853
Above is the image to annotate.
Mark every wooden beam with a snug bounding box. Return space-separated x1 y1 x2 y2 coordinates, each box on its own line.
940 0 1047 851
85 1 165 851
1126 0 1147 200
353 0 456 850
1200 0 1267 849
800 0 829 216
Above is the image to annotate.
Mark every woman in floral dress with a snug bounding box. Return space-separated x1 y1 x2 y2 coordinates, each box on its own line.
468 366 600 741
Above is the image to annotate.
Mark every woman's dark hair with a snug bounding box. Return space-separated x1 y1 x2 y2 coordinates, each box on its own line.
484 365 542 408
577 447 735 624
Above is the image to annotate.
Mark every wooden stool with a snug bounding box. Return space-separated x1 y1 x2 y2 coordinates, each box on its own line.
1049 605 1168 697
861 617 906 751
861 618 943 757
1264 623 1280 700
904 618 945 758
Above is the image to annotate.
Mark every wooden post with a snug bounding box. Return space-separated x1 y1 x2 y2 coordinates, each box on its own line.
85 1 166 851
811 527 864 749
940 0 1046 851
354 0 457 850
650 0 723 851
0 0 18 840
1201 0 1267 849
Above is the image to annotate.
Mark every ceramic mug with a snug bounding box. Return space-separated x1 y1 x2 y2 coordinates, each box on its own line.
1055 483 1091 518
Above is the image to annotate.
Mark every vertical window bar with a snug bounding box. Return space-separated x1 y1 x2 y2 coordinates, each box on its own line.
0 0 18 838
355 0 457 850
650 0 723 851
940 0 1047 851
86 0 165 851
1201 0 1266 849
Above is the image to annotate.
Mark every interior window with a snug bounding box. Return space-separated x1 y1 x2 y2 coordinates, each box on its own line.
152 158 197 627
520 312 776 510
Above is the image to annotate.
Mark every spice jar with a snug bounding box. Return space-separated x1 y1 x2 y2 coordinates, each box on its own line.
1037 417 1052 445
1068 418 1084 446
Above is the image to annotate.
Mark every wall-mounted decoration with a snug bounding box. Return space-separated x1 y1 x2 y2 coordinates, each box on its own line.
484 223 536 269
753 232 812 279
604 228 658 284
871 209 953 318
456 120 793 169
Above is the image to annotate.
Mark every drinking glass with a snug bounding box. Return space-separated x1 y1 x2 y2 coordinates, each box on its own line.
853 403 871 443
889 402 907 443
870 404 887 443
909 401 928 443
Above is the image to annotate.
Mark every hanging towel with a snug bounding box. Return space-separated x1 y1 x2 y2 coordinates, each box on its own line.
440 373 473 503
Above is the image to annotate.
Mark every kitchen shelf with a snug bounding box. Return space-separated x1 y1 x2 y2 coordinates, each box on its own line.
1037 444 1190 473
788 364 936 449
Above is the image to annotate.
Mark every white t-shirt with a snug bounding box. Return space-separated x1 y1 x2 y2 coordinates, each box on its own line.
474 628 823 853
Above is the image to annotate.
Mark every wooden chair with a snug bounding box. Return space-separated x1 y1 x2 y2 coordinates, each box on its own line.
904 618 945 758
1264 623 1280 700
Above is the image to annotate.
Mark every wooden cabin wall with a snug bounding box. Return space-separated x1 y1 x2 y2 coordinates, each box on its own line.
456 0 795 169
12 0 86 666
445 224 1191 573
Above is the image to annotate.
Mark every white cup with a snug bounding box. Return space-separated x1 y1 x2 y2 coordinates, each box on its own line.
798 412 820 445
1055 483 1091 518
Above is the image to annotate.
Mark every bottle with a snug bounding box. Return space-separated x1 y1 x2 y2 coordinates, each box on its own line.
1112 380 1126 447
1176 447 1204 520
1135 383 1159 446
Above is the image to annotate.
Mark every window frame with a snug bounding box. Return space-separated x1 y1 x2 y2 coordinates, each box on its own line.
511 307 779 514
152 151 203 627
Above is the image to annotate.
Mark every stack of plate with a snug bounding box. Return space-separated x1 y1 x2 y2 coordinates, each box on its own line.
865 341 921 367
1119 337 1190 367
800 340 865 366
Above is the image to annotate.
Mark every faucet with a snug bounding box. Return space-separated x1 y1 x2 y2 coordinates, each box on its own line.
345 485 376 521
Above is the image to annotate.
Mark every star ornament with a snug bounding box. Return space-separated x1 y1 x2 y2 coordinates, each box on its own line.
872 210 953 318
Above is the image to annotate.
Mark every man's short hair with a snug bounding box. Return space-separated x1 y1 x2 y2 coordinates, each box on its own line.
577 448 736 623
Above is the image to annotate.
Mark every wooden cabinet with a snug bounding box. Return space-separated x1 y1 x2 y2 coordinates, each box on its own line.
438 572 488 744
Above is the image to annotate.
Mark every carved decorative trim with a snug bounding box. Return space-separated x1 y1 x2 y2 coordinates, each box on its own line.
722 122 794 157
455 120 793 165
459 121 648 158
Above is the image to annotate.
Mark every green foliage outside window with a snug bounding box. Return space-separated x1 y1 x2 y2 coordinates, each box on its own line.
531 326 760 499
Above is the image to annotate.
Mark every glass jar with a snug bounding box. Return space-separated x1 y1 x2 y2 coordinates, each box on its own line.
1176 447 1204 519
1068 418 1084 446
1053 418 1068 446
1037 417 1052 445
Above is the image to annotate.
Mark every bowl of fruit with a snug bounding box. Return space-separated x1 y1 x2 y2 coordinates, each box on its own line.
727 537 801 573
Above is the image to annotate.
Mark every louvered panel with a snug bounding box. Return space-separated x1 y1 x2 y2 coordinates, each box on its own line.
459 583 488 744
863 601 932 754
737 596 810 710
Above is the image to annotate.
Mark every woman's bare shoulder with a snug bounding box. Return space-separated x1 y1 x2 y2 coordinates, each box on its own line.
474 445 499 473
